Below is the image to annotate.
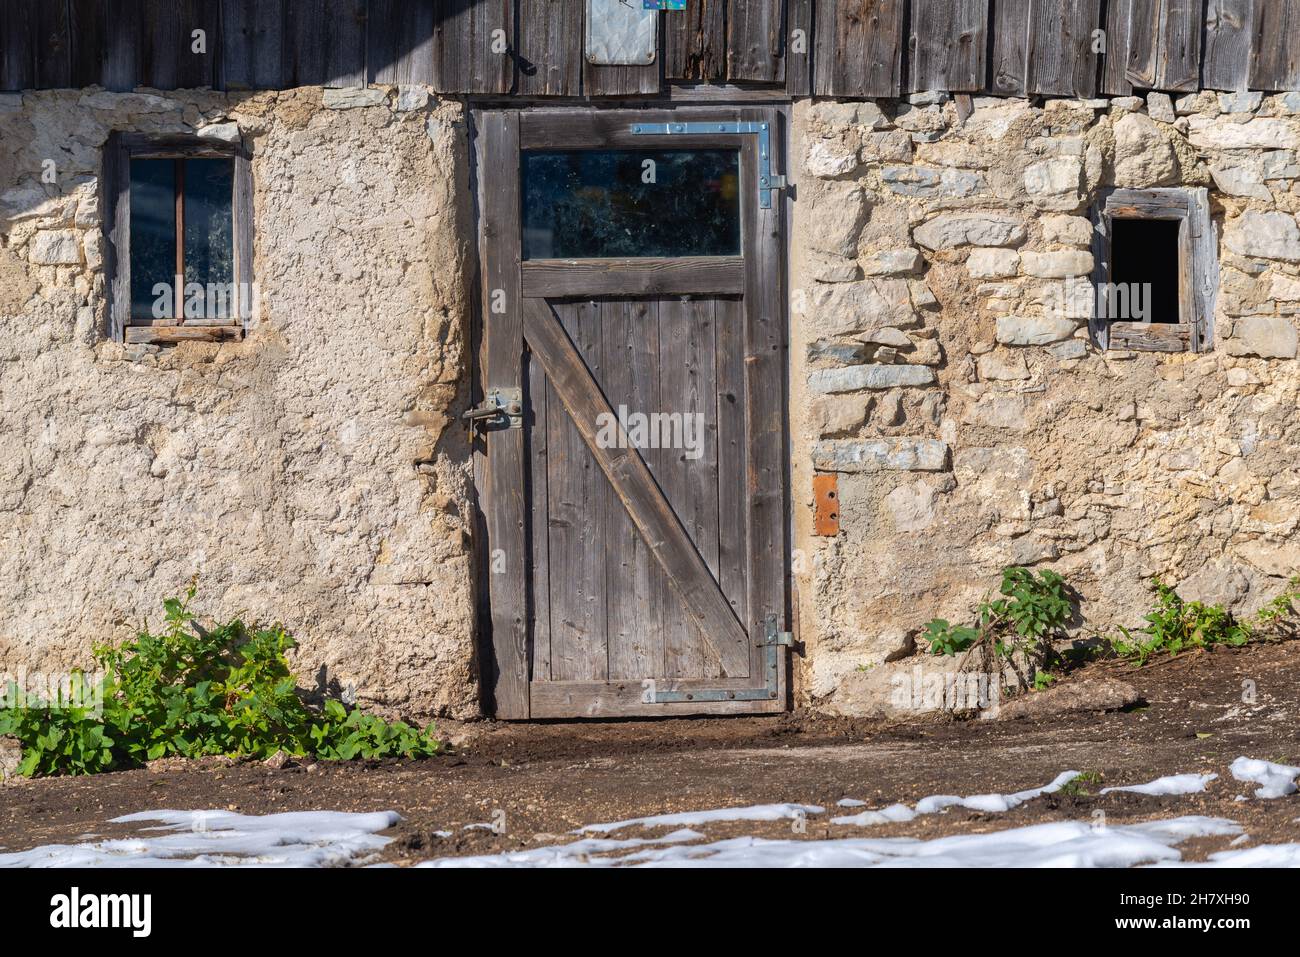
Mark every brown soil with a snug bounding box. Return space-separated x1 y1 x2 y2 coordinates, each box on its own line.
2 642 1299 864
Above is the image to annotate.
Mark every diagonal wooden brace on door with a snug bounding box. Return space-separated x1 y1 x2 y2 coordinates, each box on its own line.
522 297 752 678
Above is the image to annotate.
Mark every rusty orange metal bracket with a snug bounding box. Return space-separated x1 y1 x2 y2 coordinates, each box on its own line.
813 473 839 536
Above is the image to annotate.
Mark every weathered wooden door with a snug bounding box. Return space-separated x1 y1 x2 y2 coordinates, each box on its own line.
474 108 788 719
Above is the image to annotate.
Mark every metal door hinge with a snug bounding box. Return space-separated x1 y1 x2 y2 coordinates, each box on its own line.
628 120 786 209
463 387 522 430
760 614 794 647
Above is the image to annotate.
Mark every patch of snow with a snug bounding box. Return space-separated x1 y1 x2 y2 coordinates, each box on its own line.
831 803 916 826
1230 756 1300 799
423 816 1242 869
1100 773 1218 796
577 803 823 834
835 770 1079 824
0 810 399 868
836 798 867 807
418 829 703 868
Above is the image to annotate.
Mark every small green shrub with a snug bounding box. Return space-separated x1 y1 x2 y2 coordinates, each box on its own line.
0 587 440 777
1109 576 1300 666
921 567 1074 693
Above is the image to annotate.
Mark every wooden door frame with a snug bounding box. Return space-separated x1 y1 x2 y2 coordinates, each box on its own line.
470 104 791 719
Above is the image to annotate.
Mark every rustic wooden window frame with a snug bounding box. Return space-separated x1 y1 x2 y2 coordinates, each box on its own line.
1089 187 1217 354
103 133 253 345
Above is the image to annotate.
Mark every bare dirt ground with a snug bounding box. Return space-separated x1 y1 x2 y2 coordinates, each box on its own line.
2 641 1299 864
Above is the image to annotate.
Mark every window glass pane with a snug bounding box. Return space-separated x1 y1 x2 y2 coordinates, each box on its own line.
522 149 741 260
183 158 235 319
129 159 176 319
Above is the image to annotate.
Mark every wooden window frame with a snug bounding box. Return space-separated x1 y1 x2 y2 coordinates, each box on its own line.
103 133 253 345
1090 187 1217 354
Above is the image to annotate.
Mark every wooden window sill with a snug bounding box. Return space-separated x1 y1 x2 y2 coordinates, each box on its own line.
124 325 243 344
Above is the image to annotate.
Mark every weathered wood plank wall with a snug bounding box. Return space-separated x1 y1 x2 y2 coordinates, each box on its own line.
3 0 1299 96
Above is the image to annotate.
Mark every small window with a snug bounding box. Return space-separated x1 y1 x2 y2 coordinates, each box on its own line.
105 134 252 344
521 148 741 260
1090 187 1216 353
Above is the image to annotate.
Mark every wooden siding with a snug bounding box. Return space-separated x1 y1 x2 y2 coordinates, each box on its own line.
3 1 1299 96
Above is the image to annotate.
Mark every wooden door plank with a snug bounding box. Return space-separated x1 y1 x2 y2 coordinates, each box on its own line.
909 0 987 93
665 0 726 80
813 0 906 96
603 300 665 681
546 302 609 682
478 112 529 719
1250 0 1300 91
69 0 106 88
530 679 784 718
728 0 785 83
1027 0 1102 98
522 297 752 679
1101 0 1134 95
1126 0 1203 92
526 345 552 683
989 0 1032 95
786 0 814 95
101 0 139 91
0 0 36 91
368 0 436 86
739 107 787 700
659 298 722 680
286 0 366 88
35 0 72 89
1203 0 1254 91
714 297 749 629
517 0 583 95
436 0 513 94
222 0 287 90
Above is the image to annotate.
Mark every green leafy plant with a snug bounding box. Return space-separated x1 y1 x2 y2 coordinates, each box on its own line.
0 587 440 777
920 567 1074 693
1108 576 1300 666
1058 770 1104 796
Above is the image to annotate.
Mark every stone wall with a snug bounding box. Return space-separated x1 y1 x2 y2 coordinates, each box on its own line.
790 91 1300 715
0 86 479 720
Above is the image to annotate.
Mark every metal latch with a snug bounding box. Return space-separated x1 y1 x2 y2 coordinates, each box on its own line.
759 614 794 648
463 387 522 430
628 120 787 209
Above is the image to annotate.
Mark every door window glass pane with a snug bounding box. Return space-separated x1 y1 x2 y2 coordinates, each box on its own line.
129 159 176 319
183 159 235 318
522 149 741 259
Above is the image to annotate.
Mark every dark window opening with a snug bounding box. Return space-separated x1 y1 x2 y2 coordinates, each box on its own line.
128 157 235 322
1109 217 1181 325
521 149 741 260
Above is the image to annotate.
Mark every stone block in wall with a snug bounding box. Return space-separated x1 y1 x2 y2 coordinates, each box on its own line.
860 247 923 276
807 339 868 364
806 278 917 337
880 165 984 199
323 88 387 109
808 100 890 131
976 351 1030 381
808 363 935 394
859 131 913 164
1040 214 1093 246
913 212 1026 250
1146 92 1175 123
805 138 860 178
1262 151 1300 180
810 394 872 435
1218 91 1264 113
807 256 862 283
197 122 240 144
812 438 948 472
995 314 1078 346
1112 113 1178 188
1188 117 1298 150
1225 211 1300 262
1225 316 1299 359
1023 156 1084 210
966 248 1019 278
1210 157 1271 199
1020 249 1094 278
807 183 868 259
28 230 81 265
